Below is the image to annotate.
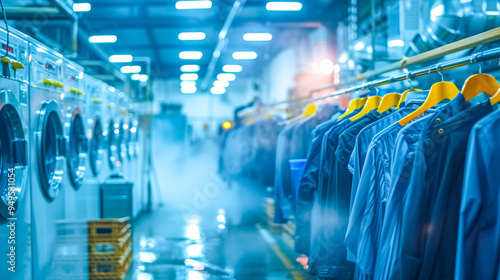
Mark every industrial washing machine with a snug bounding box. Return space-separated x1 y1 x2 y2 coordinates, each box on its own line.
81 74 107 219
28 38 68 280
0 24 31 280
125 98 143 219
105 85 123 175
61 58 87 220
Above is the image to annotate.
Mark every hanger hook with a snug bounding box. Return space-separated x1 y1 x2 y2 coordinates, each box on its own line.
389 76 396 92
436 64 444 82
406 72 414 89
470 53 482 74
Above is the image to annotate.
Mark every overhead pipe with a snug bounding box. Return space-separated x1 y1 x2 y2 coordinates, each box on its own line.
200 0 247 91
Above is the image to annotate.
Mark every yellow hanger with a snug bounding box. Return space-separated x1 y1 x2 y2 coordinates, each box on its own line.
378 93 401 113
398 65 459 126
303 104 318 117
338 97 367 120
462 54 500 101
377 76 401 113
396 72 422 109
349 95 382 121
490 88 500 105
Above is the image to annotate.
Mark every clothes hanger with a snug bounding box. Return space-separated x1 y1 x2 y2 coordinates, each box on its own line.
398 64 459 126
349 86 382 121
490 88 500 105
337 97 368 120
461 53 500 101
378 76 402 113
283 103 318 125
396 72 422 109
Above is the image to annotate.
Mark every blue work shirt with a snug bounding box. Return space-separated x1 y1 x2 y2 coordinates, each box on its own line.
317 110 390 279
455 108 500 280
398 95 493 280
295 112 342 255
308 112 361 275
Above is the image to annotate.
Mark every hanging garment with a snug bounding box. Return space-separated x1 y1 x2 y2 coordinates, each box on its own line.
455 109 500 280
347 102 441 279
373 113 436 280
294 112 342 255
317 110 392 279
398 96 493 280
307 109 363 275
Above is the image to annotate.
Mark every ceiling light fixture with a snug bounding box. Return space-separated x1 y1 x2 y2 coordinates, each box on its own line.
120 65 142 74
266 2 303 11
388 39 405 47
178 32 207 41
319 59 334 75
222 65 243 72
211 87 226 95
176 1 212 9
73 3 91 12
131 74 149 82
232 51 257 60
181 73 199 81
181 86 197 94
243 33 273 41
214 80 230 88
181 81 197 88
179 51 203 60
217 73 236 81
109 55 133 63
181 65 201 72
89 35 117 43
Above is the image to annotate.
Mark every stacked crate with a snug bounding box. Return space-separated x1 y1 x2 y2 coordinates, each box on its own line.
87 217 133 280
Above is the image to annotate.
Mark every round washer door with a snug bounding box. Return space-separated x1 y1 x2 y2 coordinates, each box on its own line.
108 119 118 170
36 100 65 201
67 109 87 189
0 93 28 219
89 117 104 176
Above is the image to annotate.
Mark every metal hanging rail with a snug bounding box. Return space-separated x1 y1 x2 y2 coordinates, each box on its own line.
271 46 500 106
310 27 500 95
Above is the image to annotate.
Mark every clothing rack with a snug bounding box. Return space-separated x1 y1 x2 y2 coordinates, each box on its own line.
269 46 500 107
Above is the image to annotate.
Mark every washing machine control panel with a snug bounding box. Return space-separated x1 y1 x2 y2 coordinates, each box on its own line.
63 59 84 99
29 42 63 91
0 30 28 83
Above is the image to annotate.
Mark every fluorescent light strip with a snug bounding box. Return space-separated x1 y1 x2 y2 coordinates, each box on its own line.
181 73 199 81
181 86 197 94
243 33 273 41
89 35 117 43
222 65 242 72
181 65 200 72
121 65 142 74
178 32 206 41
176 1 212 9
131 74 148 82
388 39 405 47
181 81 197 88
211 87 226 95
214 80 230 88
266 2 303 11
109 55 133 63
73 3 91 12
217 73 236 81
179 51 203 60
232 51 257 60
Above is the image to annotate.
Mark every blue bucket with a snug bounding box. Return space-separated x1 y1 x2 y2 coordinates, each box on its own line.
289 159 307 197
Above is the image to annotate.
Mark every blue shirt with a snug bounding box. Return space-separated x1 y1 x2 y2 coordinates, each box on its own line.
456 108 500 280
398 95 493 280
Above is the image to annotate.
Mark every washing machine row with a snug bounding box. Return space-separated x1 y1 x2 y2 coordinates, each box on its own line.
0 23 142 280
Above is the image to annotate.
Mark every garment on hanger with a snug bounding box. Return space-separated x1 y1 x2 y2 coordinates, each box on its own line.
455 108 500 280
397 95 493 280
316 109 392 279
294 111 343 255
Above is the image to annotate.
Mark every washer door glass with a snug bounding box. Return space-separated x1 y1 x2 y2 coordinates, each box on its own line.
108 120 118 170
0 104 27 219
37 101 65 201
89 117 104 176
67 111 87 189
